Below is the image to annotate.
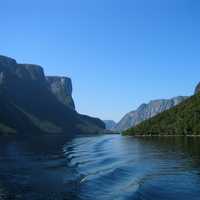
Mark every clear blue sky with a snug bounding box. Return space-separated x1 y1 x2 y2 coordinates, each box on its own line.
0 0 200 122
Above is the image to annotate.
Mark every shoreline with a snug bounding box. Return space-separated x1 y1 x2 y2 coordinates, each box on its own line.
124 135 200 137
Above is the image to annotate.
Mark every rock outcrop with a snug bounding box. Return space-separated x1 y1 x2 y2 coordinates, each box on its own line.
195 82 200 94
113 96 188 132
17 64 45 81
0 55 105 135
46 76 75 110
0 56 45 82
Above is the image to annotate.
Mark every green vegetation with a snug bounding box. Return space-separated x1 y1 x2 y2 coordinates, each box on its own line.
123 93 200 136
0 123 16 135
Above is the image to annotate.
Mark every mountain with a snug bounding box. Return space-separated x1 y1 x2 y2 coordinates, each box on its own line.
114 96 188 132
0 55 105 135
195 82 200 94
123 84 200 136
46 76 75 110
104 120 116 130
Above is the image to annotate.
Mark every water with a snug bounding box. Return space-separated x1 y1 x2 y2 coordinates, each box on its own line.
1 134 200 199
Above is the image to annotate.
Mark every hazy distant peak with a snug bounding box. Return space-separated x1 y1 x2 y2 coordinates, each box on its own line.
104 120 116 130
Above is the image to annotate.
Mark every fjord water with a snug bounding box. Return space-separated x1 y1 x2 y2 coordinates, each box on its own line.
1 135 200 199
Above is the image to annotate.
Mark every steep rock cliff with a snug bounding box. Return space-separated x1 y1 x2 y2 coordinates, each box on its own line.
0 55 105 135
46 76 75 110
195 82 200 94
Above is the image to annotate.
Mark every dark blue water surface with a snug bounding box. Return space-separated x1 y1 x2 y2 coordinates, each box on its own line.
1 134 200 200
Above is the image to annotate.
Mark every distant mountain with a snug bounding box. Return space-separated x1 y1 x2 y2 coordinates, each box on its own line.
0 55 105 135
124 86 200 136
104 120 116 130
114 96 188 132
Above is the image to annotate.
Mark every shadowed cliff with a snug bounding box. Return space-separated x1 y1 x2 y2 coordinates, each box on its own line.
0 55 105 135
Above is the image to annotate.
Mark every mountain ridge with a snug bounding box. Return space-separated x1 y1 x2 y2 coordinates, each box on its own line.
113 96 188 132
124 83 200 136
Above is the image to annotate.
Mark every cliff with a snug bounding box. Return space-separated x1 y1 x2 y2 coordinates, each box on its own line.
46 76 75 110
194 82 200 94
0 55 105 135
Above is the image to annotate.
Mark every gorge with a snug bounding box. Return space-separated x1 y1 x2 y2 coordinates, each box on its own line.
1 55 200 200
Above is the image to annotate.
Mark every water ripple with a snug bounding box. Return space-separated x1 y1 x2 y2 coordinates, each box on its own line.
1 135 200 199
63 135 200 200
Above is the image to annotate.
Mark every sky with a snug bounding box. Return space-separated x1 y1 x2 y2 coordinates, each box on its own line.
0 0 200 122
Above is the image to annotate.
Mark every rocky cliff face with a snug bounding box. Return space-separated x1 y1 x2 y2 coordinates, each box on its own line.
0 55 105 135
0 56 45 82
113 96 188 132
46 76 75 110
17 64 45 81
195 82 200 94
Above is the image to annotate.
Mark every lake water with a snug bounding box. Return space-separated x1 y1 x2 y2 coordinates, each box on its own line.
1 134 200 200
